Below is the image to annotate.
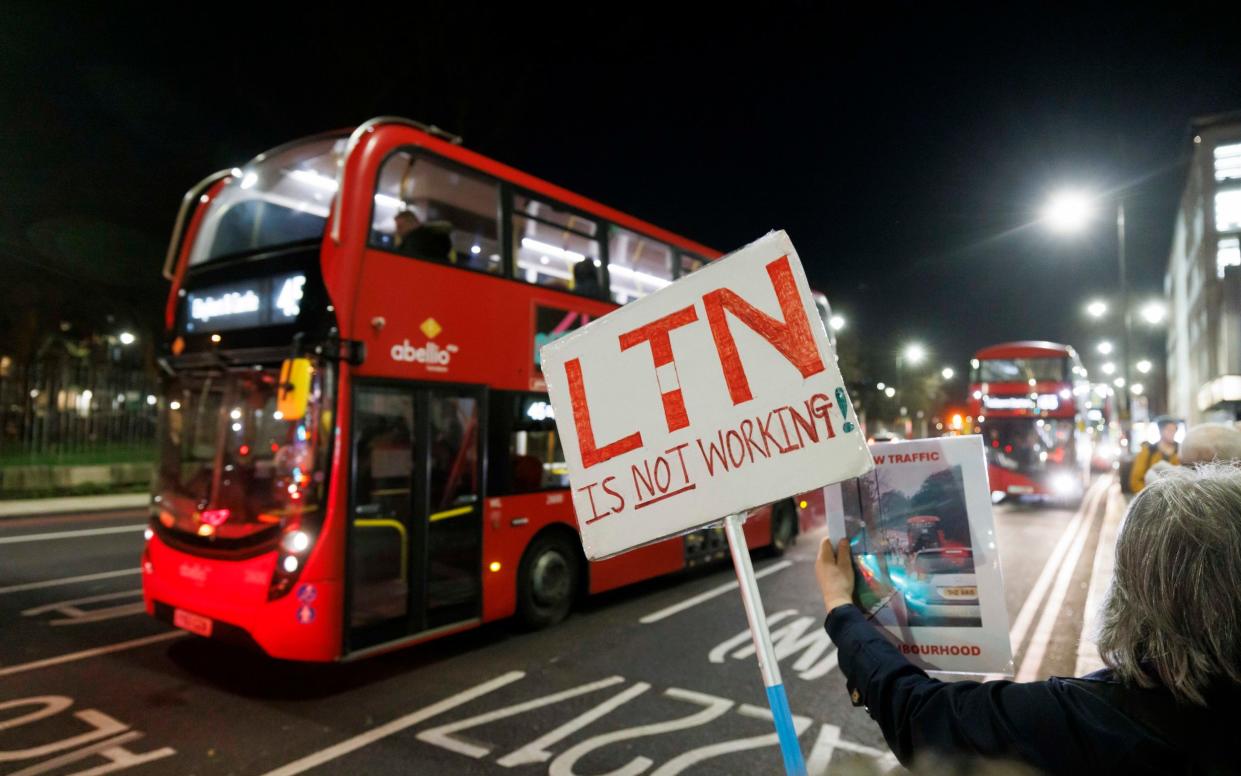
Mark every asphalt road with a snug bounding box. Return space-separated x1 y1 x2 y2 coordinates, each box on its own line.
0 475 1118 775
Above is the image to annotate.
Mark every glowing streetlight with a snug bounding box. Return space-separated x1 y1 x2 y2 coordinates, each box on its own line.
903 343 926 366
1136 360 1152 374
876 382 886 391
1042 190 1094 233
884 387 896 398
829 315 846 332
1131 383 1145 396
1097 341 1113 356
1085 300 1108 318
1101 362 1116 376
941 367 955 380
118 332 136 346
1114 377 1127 389
1140 301 1167 325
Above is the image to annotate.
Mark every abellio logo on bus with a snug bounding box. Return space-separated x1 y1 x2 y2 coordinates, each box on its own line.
391 318 459 373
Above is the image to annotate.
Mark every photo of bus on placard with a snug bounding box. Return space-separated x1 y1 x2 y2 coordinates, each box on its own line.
826 435 1014 674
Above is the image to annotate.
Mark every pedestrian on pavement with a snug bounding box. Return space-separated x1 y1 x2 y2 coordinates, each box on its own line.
1128 416 1181 493
814 463 1240 774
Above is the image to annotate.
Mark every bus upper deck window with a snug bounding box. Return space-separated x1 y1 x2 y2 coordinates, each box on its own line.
608 227 672 304
370 152 502 275
511 195 604 299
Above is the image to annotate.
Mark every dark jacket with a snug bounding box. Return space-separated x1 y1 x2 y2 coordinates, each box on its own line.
825 604 1235 774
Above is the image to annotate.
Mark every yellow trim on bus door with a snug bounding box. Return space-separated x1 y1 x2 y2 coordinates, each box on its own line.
352 518 408 581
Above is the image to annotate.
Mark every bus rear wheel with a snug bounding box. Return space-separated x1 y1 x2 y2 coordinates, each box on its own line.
770 499 798 555
516 532 580 630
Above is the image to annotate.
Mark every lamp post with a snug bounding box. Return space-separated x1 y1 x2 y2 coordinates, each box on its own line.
1043 190 1133 438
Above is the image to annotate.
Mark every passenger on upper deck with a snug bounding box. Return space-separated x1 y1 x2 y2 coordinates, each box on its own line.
393 206 453 263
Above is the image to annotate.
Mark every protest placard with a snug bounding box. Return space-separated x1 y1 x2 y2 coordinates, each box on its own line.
824 435 1013 674
540 230 873 560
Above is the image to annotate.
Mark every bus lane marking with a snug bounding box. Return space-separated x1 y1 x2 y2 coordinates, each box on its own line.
709 609 839 681
260 671 526 776
22 590 145 626
416 676 627 759
637 560 793 624
0 526 146 545
0 569 140 597
279 670 889 774
0 632 186 679
0 695 175 774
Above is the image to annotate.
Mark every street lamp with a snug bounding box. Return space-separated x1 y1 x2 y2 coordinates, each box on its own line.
1101 362 1116 376
1131 383 1145 396
1086 299 1108 319
1136 359 1152 374
1097 341 1113 355
829 315 846 332
941 367 955 380
884 386 896 398
903 343 926 365
118 331 136 346
1042 190 1094 233
876 382 886 391
1140 301 1166 325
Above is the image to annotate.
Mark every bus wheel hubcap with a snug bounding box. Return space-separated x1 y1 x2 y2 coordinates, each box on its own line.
532 551 569 607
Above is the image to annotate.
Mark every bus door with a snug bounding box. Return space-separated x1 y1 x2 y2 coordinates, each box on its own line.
347 383 484 651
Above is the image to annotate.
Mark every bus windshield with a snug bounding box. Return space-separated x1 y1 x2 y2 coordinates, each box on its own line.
188 136 347 265
974 357 1065 383
154 361 332 547
983 418 1075 471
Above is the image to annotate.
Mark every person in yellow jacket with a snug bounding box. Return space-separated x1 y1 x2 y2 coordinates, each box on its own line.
1129 417 1181 493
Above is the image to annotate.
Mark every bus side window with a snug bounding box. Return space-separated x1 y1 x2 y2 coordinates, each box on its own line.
510 195 604 299
370 152 503 275
608 226 673 304
487 393 568 495
680 252 707 276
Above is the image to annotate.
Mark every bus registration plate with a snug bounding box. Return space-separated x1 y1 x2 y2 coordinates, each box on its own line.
941 586 977 598
174 608 213 637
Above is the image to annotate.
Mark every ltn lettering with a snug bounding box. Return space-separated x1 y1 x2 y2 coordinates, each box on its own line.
567 255 827 470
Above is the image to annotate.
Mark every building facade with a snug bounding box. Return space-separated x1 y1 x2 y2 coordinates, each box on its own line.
1165 112 1241 425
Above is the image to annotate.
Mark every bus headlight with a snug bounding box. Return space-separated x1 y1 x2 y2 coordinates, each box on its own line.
1050 472 1078 495
281 530 311 554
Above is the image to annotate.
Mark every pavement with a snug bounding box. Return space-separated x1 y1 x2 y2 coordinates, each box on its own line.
0 475 1124 775
0 492 149 518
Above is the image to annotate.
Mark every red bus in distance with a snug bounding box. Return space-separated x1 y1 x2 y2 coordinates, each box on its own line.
965 341 1092 504
145 117 826 661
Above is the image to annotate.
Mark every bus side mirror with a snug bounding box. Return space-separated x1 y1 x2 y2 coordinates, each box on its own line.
278 358 312 421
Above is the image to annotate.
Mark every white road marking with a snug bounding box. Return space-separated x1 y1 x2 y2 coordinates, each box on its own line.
638 560 793 624
1015 481 1105 682
0 569 139 596
649 703 812 776
0 525 145 545
1005 477 1107 657
22 590 142 617
261 671 526 776
499 682 652 767
0 632 186 678
1076 482 1124 676
416 676 626 759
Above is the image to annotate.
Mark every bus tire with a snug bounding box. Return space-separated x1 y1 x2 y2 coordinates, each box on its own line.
516 531 580 630
769 499 798 555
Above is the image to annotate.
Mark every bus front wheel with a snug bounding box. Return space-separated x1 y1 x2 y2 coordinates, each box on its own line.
516 532 580 630
769 499 798 555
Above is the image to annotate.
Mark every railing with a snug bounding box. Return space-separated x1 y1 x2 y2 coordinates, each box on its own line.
0 361 158 465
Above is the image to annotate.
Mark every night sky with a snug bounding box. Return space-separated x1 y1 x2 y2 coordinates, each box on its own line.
4 5 1241 389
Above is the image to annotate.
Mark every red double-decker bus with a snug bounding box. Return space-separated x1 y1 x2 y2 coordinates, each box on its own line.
144 118 820 661
965 341 1091 504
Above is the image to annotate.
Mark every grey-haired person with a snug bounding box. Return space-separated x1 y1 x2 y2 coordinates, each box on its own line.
815 464 1239 774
